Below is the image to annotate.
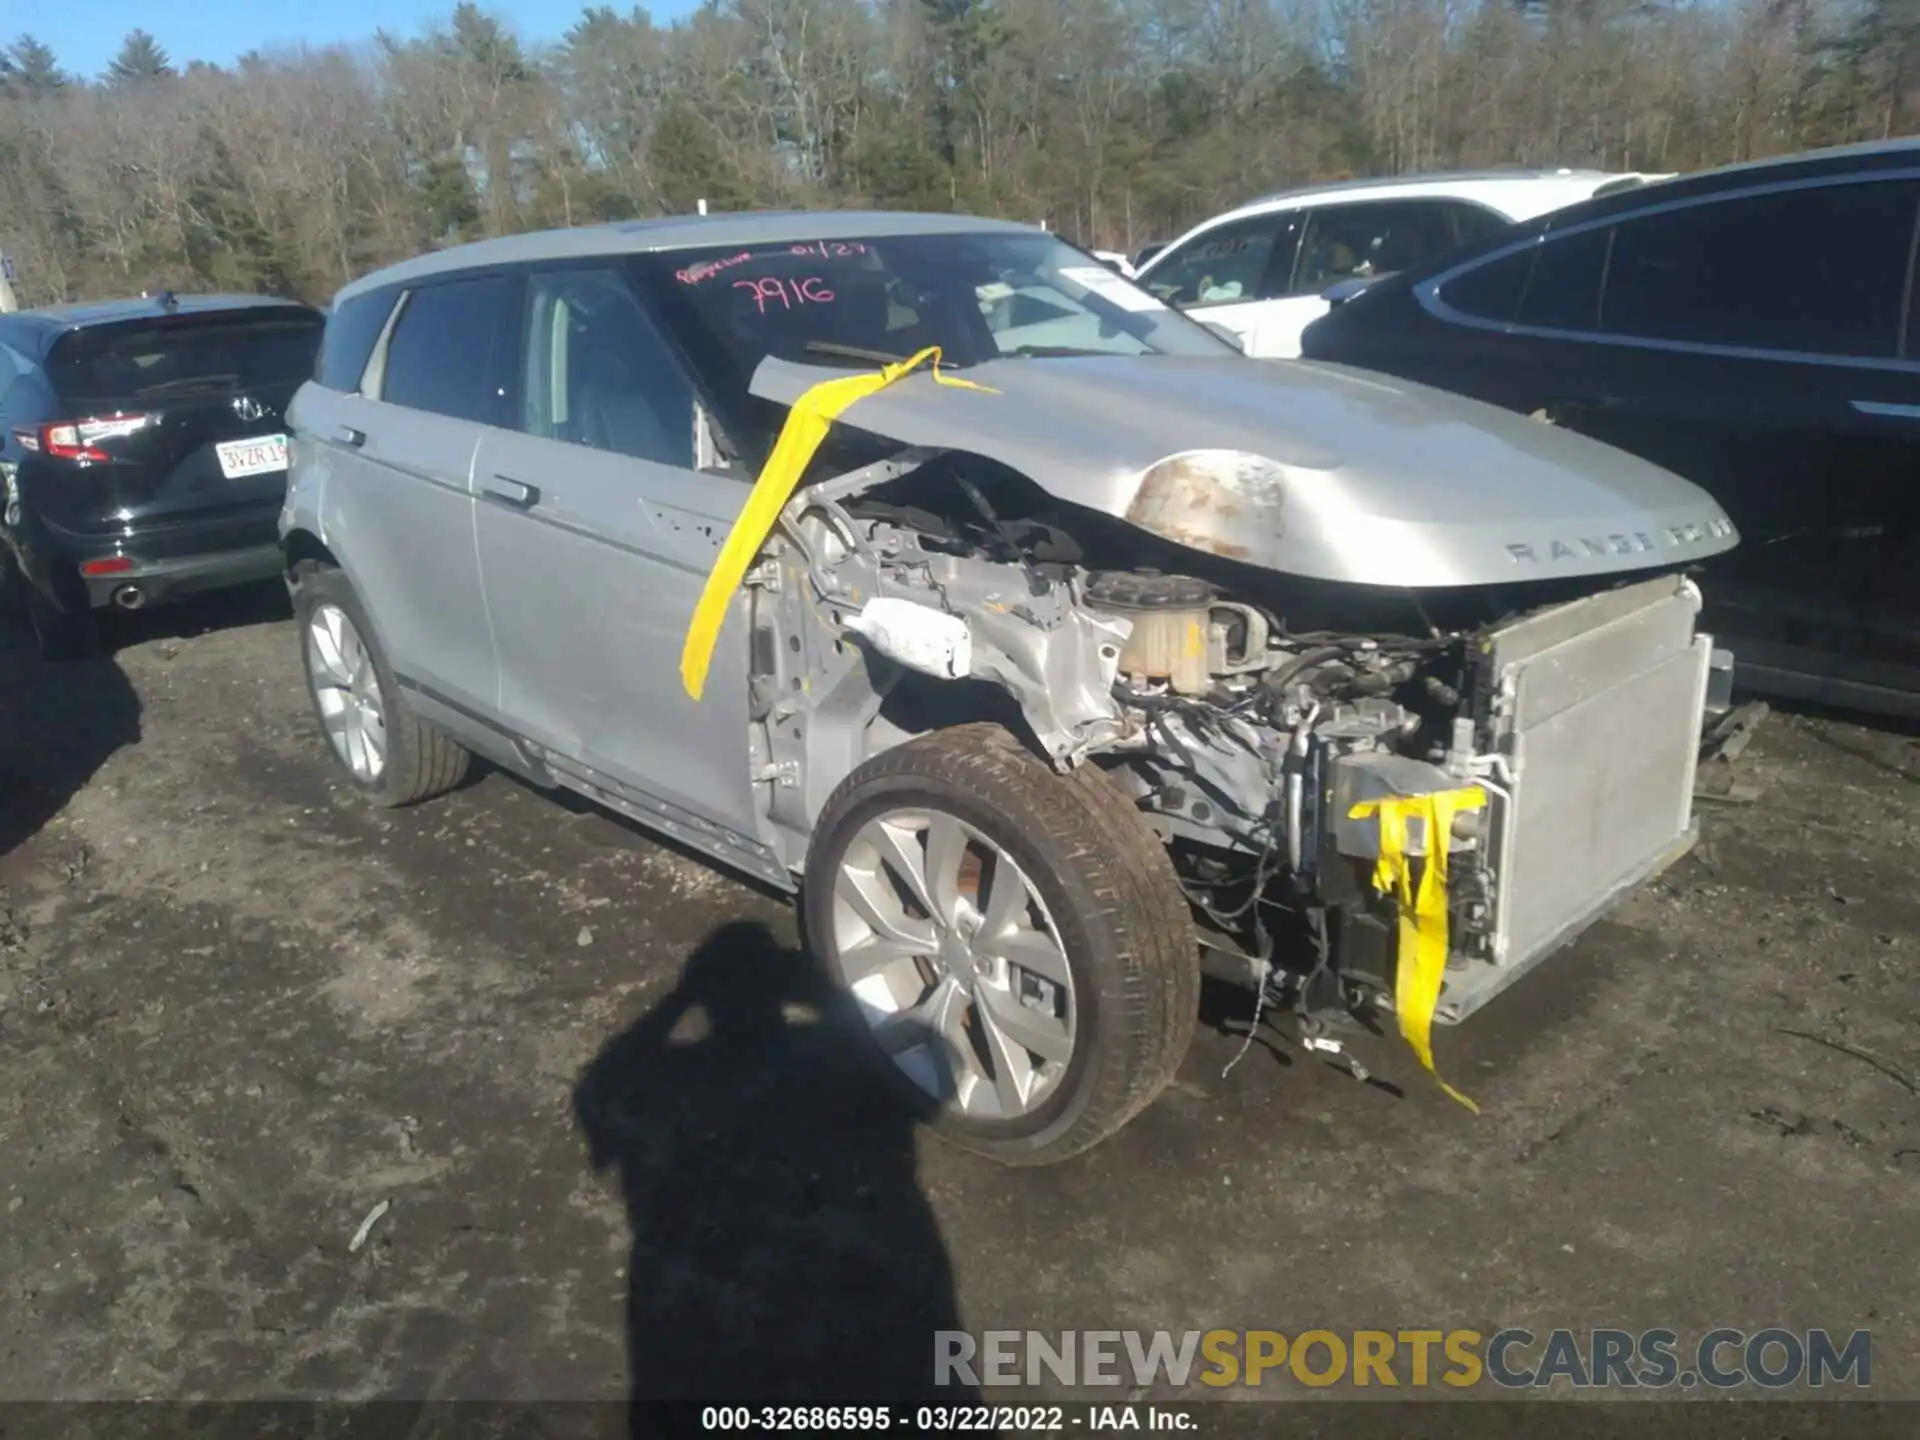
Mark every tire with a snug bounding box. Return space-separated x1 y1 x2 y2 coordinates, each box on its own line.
27 590 98 663
803 722 1198 1165
291 561 470 807
0 548 24 617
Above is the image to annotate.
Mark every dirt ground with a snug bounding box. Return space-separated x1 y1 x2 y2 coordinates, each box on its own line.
1 582 1916 1406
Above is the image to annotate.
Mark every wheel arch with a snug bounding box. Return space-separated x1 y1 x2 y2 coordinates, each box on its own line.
870 671 1054 766
282 526 339 582
800 720 1198 1164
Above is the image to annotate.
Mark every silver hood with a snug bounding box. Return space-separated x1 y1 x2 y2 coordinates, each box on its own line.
750 352 1739 588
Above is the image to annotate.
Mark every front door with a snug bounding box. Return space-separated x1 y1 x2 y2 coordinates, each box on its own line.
1561 178 1920 688
471 264 764 855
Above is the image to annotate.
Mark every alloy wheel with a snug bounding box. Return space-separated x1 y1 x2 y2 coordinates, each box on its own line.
829 808 1077 1119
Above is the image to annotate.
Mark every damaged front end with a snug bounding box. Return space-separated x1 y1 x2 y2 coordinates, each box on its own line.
744 435 1723 1075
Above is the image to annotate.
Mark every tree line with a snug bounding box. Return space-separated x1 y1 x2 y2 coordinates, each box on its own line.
0 0 1914 309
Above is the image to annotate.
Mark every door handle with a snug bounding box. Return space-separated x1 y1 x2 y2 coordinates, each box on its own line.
335 424 366 448
481 476 540 509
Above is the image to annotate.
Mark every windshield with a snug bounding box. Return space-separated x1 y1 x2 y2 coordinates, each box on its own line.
644 230 1235 382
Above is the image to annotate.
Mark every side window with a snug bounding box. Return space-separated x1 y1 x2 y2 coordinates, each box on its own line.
1436 247 1533 323
1602 181 1919 358
519 269 695 469
1445 202 1514 249
1518 224 1612 330
315 288 396 393
1142 213 1302 308
380 275 517 425
0 346 17 407
1294 200 1459 295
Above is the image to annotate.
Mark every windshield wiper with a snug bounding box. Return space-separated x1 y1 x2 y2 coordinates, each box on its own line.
1004 345 1104 358
133 373 242 399
802 340 911 366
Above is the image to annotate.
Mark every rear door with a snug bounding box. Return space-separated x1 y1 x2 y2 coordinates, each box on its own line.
1278 198 1467 357
1557 178 1920 682
1136 210 1304 355
1413 218 1620 413
39 308 321 536
306 275 512 720
471 263 765 856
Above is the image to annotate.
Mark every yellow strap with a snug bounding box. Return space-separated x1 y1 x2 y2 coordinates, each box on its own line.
679 345 995 701
1348 786 1488 1112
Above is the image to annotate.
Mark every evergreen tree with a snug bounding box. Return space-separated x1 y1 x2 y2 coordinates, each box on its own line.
107 29 173 86
183 127 303 294
1825 0 1920 136
415 155 483 243
448 3 528 80
4 35 66 97
651 98 754 214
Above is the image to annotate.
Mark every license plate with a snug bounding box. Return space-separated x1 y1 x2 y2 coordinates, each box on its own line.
216 434 288 479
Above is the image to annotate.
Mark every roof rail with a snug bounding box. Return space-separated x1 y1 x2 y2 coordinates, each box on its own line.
1243 167 1616 207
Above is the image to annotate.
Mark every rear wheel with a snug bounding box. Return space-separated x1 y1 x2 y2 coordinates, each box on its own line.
292 562 470 806
803 723 1198 1166
26 591 98 663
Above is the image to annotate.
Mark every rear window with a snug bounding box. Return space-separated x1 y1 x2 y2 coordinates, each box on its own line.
378 275 519 426
49 312 323 404
316 288 398 392
1437 247 1532 323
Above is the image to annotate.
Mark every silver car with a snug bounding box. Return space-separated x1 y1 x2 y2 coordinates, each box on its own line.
282 212 1739 1164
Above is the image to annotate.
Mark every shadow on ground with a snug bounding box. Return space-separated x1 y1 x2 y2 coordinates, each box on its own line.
575 920 975 1413
0 581 295 863
0 612 141 863
98 579 292 654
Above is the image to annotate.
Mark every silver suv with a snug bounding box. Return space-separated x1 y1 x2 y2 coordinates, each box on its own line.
282 213 1738 1164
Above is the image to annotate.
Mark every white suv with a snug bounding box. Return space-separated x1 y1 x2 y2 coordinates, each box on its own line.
1135 169 1667 358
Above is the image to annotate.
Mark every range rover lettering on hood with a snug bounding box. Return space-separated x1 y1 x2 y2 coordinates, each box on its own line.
748 352 1740 589
1506 514 1739 565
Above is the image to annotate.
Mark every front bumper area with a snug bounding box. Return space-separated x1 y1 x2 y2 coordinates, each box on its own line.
1331 574 1714 1026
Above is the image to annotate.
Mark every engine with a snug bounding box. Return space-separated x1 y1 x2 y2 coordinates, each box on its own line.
753 455 1714 1039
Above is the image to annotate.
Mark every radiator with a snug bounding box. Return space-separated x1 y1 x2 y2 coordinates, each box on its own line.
1439 573 1712 1022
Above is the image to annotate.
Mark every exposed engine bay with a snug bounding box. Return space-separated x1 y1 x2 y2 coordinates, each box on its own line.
745 446 1717 1033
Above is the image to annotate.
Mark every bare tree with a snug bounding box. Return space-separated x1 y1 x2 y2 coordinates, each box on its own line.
0 0 1906 305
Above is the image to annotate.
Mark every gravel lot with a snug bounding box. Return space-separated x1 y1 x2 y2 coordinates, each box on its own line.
1 583 1916 1406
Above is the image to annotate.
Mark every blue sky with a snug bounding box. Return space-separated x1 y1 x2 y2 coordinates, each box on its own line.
6 0 688 81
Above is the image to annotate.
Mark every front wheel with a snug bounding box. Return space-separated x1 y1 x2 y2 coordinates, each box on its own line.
803 723 1198 1166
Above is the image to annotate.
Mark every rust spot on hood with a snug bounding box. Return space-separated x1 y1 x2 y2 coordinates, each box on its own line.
1124 450 1286 562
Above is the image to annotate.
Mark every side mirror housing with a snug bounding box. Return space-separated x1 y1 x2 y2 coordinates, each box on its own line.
1321 275 1383 307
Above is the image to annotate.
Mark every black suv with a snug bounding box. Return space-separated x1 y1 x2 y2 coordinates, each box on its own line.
1300 140 1920 718
0 292 325 657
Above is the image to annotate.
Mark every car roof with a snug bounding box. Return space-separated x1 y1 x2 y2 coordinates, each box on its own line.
0 293 318 358
1526 136 1920 229
1136 168 1665 278
1243 167 1644 209
335 210 1042 305
1355 136 1920 297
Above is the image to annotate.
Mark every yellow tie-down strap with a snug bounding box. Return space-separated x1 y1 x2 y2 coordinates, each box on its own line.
1347 786 1488 1113
679 345 995 701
